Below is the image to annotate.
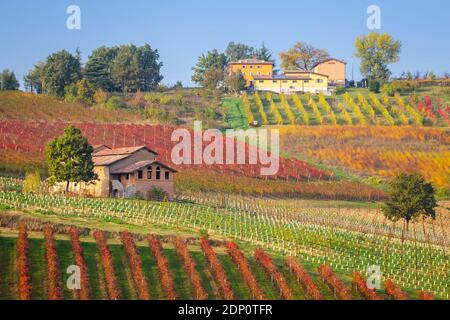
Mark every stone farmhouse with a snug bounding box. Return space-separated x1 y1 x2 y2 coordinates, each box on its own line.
59 145 177 200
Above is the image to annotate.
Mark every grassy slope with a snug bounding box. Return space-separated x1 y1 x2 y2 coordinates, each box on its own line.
0 91 145 123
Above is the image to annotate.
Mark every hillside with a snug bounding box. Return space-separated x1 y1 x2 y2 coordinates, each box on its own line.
0 177 448 299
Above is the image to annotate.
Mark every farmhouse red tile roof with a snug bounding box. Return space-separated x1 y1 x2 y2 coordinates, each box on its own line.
111 160 177 174
94 145 159 156
229 58 274 65
93 154 131 166
313 58 347 68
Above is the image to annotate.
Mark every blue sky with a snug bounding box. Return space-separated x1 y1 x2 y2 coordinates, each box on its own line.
0 0 449 88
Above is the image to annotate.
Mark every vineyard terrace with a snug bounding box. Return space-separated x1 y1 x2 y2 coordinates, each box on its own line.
171 121 279 176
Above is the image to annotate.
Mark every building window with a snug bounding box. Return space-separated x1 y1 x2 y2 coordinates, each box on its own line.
317 79 323 83
147 166 152 180
156 166 161 180
304 80 309 83
257 66 261 69
282 80 287 83
250 72 253 76
250 66 253 69
273 80 278 83
165 171 170 180
137 170 143 179
242 72 246 76
259 80 264 83
242 66 246 68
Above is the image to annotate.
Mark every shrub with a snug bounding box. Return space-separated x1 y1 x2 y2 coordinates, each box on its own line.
147 187 168 201
93 89 108 105
144 92 160 103
23 171 41 194
381 82 403 97
105 96 123 110
369 80 381 93
335 87 347 95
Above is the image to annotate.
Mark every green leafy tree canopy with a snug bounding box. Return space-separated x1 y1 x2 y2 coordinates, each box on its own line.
192 49 228 89
355 32 401 81
382 173 437 231
0 69 20 91
41 49 82 98
46 125 97 191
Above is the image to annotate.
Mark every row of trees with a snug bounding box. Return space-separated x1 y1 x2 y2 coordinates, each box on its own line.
192 42 273 91
24 44 163 98
0 69 20 91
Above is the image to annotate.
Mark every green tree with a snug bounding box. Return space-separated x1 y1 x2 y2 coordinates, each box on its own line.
279 42 330 71
225 42 254 61
192 49 228 89
255 43 274 63
136 43 163 91
355 32 401 82
64 79 95 105
0 69 20 91
85 46 118 92
111 45 140 93
225 71 246 95
382 174 437 234
41 50 82 98
24 63 44 93
45 126 97 192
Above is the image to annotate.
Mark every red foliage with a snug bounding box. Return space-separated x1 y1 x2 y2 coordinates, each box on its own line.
318 265 352 300
419 291 434 300
200 238 234 300
173 238 208 300
437 109 450 125
69 227 91 300
254 248 293 300
0 121 328 181
384 279 408 300
43 225 63 300
120 231 150 300
17 223 32 300
285 256 323 300
227 242 265 300
147 235 178 300
93 230 121 300
352 272 383 300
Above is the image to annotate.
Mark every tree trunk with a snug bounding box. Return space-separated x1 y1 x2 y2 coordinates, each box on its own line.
66 180 70 193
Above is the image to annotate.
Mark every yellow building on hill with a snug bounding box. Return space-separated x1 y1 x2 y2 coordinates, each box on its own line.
254 69 329 95
228 58 274 87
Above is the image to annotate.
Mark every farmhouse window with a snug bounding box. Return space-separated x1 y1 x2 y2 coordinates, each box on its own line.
156 166 161 180
165 172 170 180
273 81 278 83
147 166 152 180
259 81 264 83
293 80 297 83
317 79 323 83
137 170 143 179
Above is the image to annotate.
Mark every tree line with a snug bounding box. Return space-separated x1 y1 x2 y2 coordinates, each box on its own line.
22 44 163 100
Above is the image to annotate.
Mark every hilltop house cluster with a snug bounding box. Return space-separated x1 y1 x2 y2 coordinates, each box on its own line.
228 58 346 95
